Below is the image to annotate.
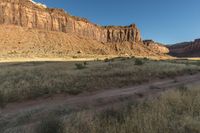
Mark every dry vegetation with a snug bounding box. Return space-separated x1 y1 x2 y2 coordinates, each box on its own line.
0 57 199 106
2 86 200 133
61 86 200 133
0 58 200 133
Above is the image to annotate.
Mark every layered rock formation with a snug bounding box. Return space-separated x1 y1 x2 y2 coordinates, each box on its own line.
0 0 171 58
0 0 141 43
169 39 200 57
0 25 164 58
143 40 169 54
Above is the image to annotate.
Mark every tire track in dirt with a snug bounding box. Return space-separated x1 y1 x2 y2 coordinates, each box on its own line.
1 73 200 116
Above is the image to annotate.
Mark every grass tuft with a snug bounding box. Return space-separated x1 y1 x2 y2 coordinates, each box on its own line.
36 116 64 133
0 91 6 108
135 58 144 65
75 63 86 69
0 59 199 103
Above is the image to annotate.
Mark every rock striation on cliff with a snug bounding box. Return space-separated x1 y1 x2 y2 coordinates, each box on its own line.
143 40 169 54
0 0 171 58
0 0 141 43
169 39 200 57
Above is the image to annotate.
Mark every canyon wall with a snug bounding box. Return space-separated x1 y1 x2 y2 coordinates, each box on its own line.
169 39 200 57
0 0 141 43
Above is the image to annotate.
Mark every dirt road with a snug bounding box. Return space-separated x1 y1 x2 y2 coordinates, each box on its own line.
1 73 200 117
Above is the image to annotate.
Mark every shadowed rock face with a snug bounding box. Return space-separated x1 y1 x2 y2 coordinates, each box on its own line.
0 0 141 43
169 39 200 57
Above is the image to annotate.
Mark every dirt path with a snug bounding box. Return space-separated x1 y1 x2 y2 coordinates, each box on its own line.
1 73 200 116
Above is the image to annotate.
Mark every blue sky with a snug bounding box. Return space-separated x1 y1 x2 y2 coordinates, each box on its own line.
34 0 200 44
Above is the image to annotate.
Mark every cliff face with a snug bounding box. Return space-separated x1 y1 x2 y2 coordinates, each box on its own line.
0 25 163 58
0 0 171 58
169 39 200 57
143 40 169 54
0 0 141 43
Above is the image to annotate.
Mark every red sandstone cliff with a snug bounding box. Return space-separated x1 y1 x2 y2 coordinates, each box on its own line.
143 40 169 54
0 0 141 43
169 39 200 57
0 0 171 58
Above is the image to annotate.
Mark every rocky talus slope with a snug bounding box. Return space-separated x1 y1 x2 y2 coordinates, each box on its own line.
169 39 200 57
0 0 169 58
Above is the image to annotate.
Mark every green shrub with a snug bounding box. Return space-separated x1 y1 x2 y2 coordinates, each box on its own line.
0 91 6 108
178 85 188 92
143 57 149 60
36 116 64 133
83 61 88 66
135 59 144 65
104 58 115 62
131 56 135 59
98 108 124 123
104 58 110 62
75 63 86 69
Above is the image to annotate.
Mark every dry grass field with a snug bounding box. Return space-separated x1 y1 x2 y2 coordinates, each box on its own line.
0 57 200 133
0 57 199 105
2 84 200 133
61 86 200 133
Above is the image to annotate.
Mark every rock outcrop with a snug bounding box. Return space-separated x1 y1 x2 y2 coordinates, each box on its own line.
143 40 169 54
0 25 164 58
0 0 171 58
169 39 200 57
0 0 141 43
